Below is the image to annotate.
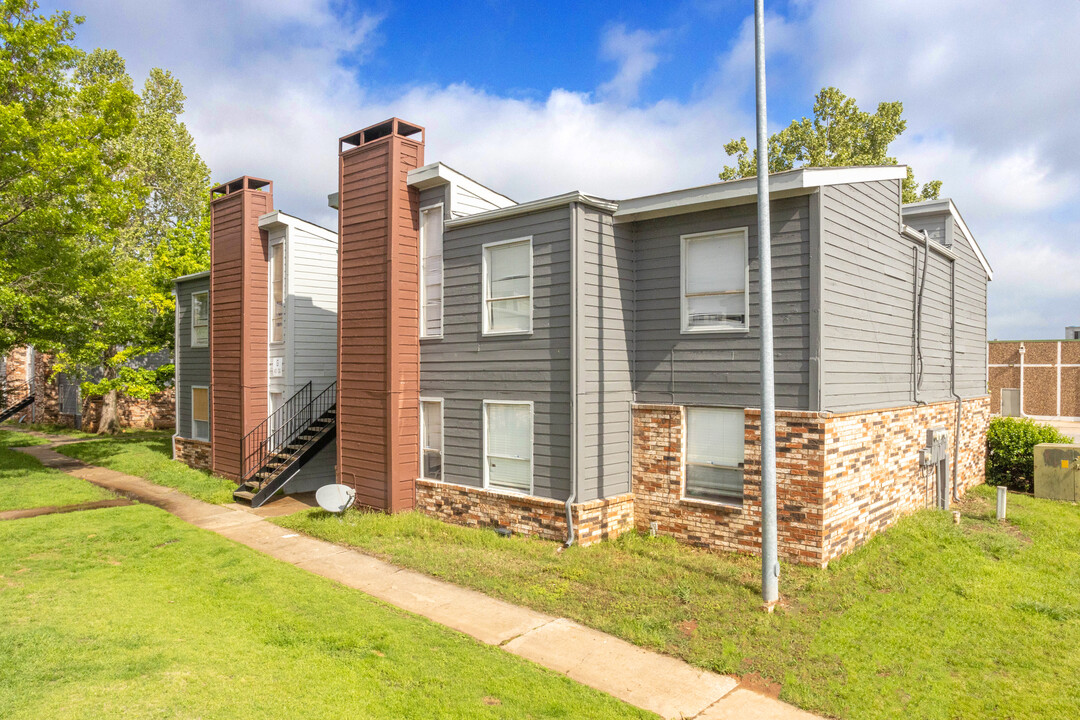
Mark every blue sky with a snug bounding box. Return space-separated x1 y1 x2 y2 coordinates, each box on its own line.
49 0 1080 340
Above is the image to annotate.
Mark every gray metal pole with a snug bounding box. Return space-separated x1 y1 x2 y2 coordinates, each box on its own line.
754 0 779 607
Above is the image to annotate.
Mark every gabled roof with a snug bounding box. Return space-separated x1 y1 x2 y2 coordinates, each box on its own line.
444 191 617 229
173 270 209 284
613 165 909 222
258 210 337 241
902 198 993 280
407 162 516 210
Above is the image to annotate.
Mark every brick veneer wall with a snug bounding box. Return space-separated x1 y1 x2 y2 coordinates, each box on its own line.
415 479 635 546
633 404 829 565
173 436 212 470
631 397 989 568
822 396 989 562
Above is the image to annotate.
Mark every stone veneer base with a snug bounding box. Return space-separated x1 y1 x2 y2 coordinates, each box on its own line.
173 436 212 471
414 479 635 547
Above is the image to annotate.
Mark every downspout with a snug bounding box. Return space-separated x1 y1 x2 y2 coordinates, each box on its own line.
914 232 930 404
565 202 582 547
950 260 962 503
1019 342 1026 417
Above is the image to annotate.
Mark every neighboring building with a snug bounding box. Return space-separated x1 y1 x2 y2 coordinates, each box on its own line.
0 345 174 431
1067 326 1080 340
989 340 1080 419
173 117 992 567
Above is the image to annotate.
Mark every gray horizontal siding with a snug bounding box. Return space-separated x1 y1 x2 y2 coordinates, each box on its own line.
175 276 210 439
820 181 989 411
631 195 812 410
420 206 572 500
578 205 634 502
289 224 338 390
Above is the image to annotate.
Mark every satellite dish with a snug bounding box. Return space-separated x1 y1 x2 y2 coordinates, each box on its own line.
316 484 356 517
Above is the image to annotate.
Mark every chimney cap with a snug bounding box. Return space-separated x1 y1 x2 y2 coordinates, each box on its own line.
211 176 273 200
340 117 424 153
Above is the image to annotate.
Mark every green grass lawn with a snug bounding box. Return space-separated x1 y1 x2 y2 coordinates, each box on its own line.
1 422 99 439
56 435 236 504
0 504 651 720
0 429 49 449
276 488 1080 719
0 444 115 512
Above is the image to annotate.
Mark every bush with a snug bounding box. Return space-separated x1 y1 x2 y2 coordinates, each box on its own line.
986 417 1072 492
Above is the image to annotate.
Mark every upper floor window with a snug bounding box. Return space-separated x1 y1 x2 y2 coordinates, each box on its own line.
270 241 284 343
681 229 748 333
420 206 443 337
191 291 209 348
483 238 532 335
684 406 745 505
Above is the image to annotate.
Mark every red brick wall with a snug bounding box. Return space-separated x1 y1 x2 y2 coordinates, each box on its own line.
415 479 635 546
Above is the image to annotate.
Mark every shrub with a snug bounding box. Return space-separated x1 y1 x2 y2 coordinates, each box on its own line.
986 417 1072 492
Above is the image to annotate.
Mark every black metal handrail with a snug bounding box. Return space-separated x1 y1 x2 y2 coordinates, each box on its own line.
0 381 32 412
241 381 311 480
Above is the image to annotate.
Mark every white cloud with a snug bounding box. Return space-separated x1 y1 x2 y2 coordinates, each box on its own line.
54 0 1080 339
597 24 667 104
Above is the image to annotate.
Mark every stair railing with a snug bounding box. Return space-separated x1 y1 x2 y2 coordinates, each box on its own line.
0 381 33 412
241 381 311 480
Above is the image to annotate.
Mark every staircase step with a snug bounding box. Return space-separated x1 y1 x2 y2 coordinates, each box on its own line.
233 490 255 501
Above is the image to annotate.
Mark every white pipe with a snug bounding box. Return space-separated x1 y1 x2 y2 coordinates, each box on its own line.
1019 342 1026 417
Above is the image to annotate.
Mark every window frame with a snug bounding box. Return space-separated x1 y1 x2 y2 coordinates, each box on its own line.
679 228 750 334
482 399 535 496
191 385 210 441
190 291 209 348
269 238 285 345
419 396 444 481
419 203 445 339
681 405 745 507
481 236 533 337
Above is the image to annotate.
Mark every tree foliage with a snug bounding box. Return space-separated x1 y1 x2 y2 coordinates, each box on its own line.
720 87 942 204
0 2 210 433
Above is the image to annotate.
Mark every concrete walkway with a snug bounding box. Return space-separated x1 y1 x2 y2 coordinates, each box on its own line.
13 437 822 720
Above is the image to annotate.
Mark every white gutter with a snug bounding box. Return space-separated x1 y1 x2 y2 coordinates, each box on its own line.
171 286 180 460
445 192 617 230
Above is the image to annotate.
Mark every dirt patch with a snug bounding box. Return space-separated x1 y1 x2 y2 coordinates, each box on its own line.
0 498 133 521
677 619 698 638
738 672 782 699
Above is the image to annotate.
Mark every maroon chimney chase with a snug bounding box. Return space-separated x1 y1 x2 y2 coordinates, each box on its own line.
209 176 273 480
336 118 425 511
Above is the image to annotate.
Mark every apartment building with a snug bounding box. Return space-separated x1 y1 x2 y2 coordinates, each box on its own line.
172 118 992 567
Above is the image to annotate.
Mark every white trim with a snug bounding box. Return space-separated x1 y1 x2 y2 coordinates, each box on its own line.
615 165 908 223
419 397 444 481
172 287 180 459
446 191 616 229
419 203 444 339
902 198 993 280
173 270 210 283
190 291 209 348
482 399 535 496
258 209 338 243
191 385 210 441
680 228 750 334
407 162 516 208
481 236 534 336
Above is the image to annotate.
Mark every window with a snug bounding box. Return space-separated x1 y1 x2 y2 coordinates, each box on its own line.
420 206 443 337
680 229 748 332
191 291 209 347
684 407 744 504
420 399 443 480
483 238 532 334
484 401 533 494
270 242 284 343
191 386 210 441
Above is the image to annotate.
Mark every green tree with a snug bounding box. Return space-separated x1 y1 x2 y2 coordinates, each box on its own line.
720 87 942 204
0 0 139 355
58 52 210 434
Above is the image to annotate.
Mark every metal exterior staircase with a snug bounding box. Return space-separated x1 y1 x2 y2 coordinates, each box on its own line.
235 381 336 508
0 382 34 423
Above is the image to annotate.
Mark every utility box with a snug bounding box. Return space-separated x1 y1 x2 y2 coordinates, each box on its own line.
1034 443 1080 502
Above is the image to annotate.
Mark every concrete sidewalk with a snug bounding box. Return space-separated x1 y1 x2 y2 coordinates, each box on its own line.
14 438 822 720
